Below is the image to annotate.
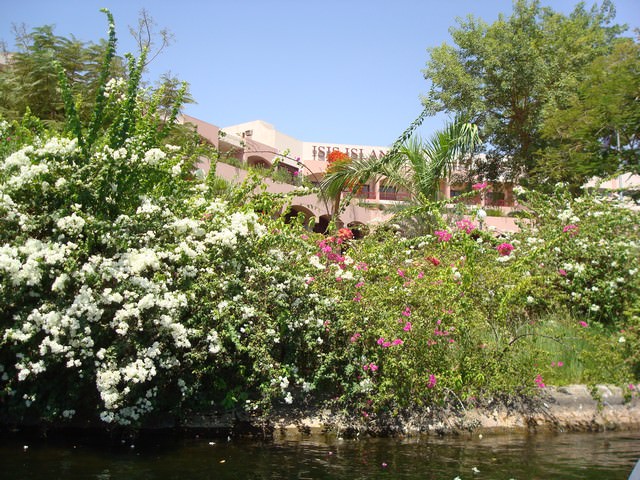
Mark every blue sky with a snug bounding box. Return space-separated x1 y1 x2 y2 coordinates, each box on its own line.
2 0 639 146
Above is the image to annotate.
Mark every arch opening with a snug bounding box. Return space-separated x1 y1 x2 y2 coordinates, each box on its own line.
283 205 315 229
247 155 272 169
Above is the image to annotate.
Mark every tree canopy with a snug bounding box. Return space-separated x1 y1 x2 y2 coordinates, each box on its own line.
422 0 629 186
536 36 640 189
0 24 125 123
0 10 192 129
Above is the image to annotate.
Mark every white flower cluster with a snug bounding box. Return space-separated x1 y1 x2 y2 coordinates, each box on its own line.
557 208 574 223
143 148 166 166
36 137 79 157
104 77 126 102
207 330 222 354
309 255 325 270
2 150 49 189
205 210 266 247
56 212 86 236
0 240 71 287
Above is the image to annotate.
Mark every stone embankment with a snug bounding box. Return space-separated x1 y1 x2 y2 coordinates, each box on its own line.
263 385 640 439
7 384 636 439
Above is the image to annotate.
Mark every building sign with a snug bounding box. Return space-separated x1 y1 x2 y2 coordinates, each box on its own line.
310 145 389 161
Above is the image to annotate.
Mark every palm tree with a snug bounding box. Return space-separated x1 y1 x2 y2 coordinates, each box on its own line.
320 118 480 232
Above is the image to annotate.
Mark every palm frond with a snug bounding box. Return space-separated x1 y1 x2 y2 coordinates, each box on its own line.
319 110 480 233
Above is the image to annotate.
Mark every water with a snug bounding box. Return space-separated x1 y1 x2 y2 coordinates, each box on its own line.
2 430 639 479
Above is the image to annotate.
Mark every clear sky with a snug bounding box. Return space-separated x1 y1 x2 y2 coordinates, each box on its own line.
2 0 639 147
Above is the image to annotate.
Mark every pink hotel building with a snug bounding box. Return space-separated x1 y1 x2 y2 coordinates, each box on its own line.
183 115 519 233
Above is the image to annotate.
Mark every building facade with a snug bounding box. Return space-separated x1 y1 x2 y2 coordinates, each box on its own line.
182 115 519 233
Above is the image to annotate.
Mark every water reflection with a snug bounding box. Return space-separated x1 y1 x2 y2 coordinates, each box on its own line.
2 430 638 479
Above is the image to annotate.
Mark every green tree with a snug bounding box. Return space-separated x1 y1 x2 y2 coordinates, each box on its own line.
536 37 640 189
0 10 193 129
0 24 125 124
422 0 625 185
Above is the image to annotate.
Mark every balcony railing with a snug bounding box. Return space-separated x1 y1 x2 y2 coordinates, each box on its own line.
352 190 377 200
341 190 410 201
379 191 410 201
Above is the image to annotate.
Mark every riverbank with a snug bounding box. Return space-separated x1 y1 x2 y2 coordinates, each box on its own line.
178 384 640 440
2 384 638 441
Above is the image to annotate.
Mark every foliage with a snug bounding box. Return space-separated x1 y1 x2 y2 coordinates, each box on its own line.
0 9 638 431
0 23 125 124
511 185 640 323
0 11 193 132
321 118 480 234
422 0 626 184
536 37 640 190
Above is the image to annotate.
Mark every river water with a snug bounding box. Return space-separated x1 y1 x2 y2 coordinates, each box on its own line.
2 430 639 479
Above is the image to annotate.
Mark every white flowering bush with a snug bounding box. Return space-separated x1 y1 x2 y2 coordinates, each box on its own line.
0 18 343 426
511 186 640 325
0 122 345 425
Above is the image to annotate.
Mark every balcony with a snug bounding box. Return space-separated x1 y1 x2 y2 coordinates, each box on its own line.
341 189 410 202
379 190 410 201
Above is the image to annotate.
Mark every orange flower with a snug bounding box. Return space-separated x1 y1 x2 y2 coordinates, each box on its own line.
327 150 351 173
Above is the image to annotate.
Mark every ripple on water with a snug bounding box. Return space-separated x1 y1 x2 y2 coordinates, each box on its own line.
1 430 638 480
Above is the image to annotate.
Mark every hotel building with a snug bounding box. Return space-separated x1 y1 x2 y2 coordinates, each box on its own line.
183 115 520 233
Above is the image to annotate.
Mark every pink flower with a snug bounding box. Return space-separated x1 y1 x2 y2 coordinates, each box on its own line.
534 374 546 389
327 252 345 263
355 281 365 288
377 337 385 345
403 322 412 332
350 333 361 343
557 361 564 367
427 256 441 266
397 269 405 277
496 242 514 256
391 338 404 346
427 374 437 388
629 384 636 391
352 293 363 302
579 321 589 328
305 277 315 284
355 262 368 271
402 307 411 317
417 271 424 279
558 269 567 276
472 182 488 191
300 234 309 240
434 230 452 242
456 218 476 234
563 224 579 236
369 363 378 372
